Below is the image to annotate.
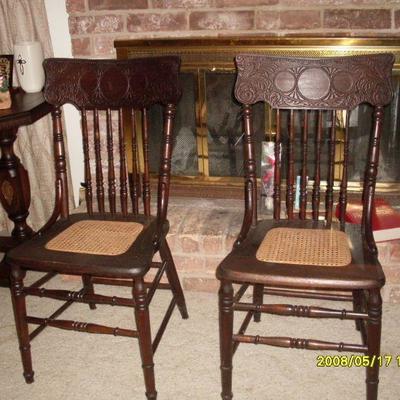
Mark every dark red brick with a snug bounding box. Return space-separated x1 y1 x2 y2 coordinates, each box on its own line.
280 10 321 29
71 38 91 56
152 0 212 7
66 0 85 13
395 10 400 29
324 9 391 29
282 0 398 4
216 0 278 5
256 10 321 30
88 0 147 10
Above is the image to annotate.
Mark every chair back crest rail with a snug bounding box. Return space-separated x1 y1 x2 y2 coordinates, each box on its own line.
234 53 395 252
42 56 182 234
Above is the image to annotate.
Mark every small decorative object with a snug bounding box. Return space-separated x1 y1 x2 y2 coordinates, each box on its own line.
294 175 302 210
0 54 13 109
260 141 275 212
13 41 45 93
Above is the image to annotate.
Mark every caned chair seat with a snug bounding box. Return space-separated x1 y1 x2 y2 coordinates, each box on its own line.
46 220 144 256
7 213 168 278
256 227 351 267
216 220 385 290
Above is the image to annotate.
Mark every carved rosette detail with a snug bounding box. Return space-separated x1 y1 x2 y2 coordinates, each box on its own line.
235 82 256 105
235 53 394 109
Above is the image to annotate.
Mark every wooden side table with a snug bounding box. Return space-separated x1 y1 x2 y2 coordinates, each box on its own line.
0 90 53 286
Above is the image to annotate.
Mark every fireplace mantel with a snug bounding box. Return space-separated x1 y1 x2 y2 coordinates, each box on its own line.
115 37 400 198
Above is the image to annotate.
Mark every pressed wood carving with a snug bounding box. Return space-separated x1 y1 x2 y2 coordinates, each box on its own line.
43 56 182 109
235 53 394 109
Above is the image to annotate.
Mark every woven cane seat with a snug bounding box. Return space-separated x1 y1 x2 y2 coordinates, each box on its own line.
256 227 352 267
45 220 143 256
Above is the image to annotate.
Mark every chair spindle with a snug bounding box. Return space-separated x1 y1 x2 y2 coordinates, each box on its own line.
118 108 128 216
243 104 257 226
130 108 139 214
300 110 309 219
273 109 281 220
52 107 69 218
93 109 105 214
81 108 93 215
312 110 323 221
142 108 151 216
286 109 295 219
339 111 350 229
106 108 116 214
325 110 337 225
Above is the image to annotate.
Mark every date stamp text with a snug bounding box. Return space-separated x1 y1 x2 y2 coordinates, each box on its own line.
316 355 400 368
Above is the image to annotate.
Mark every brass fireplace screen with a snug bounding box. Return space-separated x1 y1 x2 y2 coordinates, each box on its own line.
115 37 400 196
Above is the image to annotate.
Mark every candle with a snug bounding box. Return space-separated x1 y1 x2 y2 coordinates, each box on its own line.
13 41 45 93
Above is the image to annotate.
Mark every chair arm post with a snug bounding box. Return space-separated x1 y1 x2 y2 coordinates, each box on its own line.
235 104 257 247
52 107 69 219
362 106 384 255
155 104 176 243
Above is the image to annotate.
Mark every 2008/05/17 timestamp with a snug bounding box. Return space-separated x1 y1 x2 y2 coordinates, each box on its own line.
317 355 400 368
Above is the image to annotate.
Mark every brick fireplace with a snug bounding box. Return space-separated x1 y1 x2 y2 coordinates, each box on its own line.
64 0 400 302
66 1 400 58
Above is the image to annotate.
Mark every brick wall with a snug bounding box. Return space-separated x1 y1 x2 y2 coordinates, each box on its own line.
66 0 400 58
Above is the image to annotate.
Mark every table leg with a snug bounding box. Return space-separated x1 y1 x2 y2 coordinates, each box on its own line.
0 128 34 285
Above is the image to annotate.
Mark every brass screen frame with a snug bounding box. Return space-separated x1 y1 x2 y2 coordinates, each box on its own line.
115 37 400 194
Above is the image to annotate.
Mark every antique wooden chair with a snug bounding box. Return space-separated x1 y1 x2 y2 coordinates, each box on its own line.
6 56 188 399
217 53 394 400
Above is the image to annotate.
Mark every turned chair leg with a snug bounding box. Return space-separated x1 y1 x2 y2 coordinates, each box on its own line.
133 278 157 400
159 238 188 319
253 284 264 322
366 289 382 400
82 274 96 310
219 281 234 400
10 266 34 383
353 289 362 331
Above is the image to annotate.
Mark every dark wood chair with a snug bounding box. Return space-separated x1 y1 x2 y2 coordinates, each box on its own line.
217 53 394 400
6 56 188 400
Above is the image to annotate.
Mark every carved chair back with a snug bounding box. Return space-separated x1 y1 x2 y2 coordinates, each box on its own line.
43 56 181 229
234 53 394 250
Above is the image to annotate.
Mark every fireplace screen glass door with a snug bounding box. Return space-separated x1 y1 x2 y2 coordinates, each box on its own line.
147 72 199 176
144 69 400 191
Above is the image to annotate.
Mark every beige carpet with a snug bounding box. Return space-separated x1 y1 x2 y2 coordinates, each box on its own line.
1 273 400 400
